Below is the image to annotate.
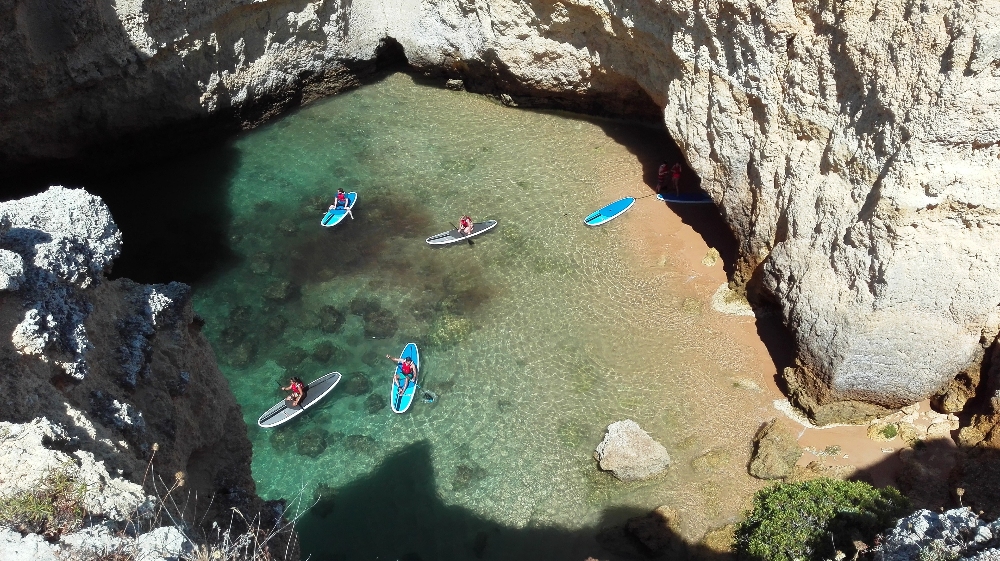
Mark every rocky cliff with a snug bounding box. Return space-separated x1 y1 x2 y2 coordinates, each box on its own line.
0 187 294 559
3 0 1000 419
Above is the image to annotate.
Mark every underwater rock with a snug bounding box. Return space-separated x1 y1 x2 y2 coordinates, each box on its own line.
269 429 294 453
260 314 289 340
219 324 248 348
278 218 298 236
296 428 329 458
263 280 298 302
691 448 730 475
595 420 671 482
428 314 472 349
342 372 372 396
348 297 379 317
364 392 386 414
311 341 345 364
445 79 464 91
277 346 308 369
363 308 398 339
452 463 488 492
348 297 398 339
312 483 337 518
625 506 683 556
748 419 803 480
318 306 346 334
343 434 378 455
361 350 382 366
228 305 254 324
250 253 271 275
227 342 257 368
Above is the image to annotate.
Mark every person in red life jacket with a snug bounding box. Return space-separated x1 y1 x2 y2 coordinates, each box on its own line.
329 188 349 210
281 376 307 407
670 163 682 195
656 161 669 193
458 215 473 236
386 354 418 395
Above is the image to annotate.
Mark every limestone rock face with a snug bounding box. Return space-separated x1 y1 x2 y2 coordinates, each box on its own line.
3 1 1000 411
0 188 293 560
595 420 670 482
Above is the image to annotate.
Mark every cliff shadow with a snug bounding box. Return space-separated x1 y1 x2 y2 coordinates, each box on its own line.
295 440 731 561
1 142 240 285
594 120 737 282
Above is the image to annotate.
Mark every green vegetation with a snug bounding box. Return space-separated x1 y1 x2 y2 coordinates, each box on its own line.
734 478 910 561
0 465 87 539
880 423 899 440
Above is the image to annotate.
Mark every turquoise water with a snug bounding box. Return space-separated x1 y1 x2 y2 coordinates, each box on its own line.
190 73 771 560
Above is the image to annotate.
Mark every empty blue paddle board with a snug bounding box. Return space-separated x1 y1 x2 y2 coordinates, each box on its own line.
321 192 357 227
657 192 713 204
390 343 420 414
584 197 635 226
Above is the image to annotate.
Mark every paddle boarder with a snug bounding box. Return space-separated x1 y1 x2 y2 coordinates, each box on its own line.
458 215 473 236
329 188 349 210
386 354 418 395
281 377 306 407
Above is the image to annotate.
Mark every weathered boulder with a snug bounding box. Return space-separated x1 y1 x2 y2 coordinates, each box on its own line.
748 419 803 480
594 420 670 482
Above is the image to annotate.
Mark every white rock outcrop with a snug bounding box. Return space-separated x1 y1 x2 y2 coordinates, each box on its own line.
3 1 1000 414
595 420 671 482
0 188 293 560
874 508 1000 561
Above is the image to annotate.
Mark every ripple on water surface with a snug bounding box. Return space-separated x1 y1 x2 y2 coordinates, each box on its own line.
192 73 771 560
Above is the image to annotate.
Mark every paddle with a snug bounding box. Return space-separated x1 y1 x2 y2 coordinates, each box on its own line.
450 222 474 245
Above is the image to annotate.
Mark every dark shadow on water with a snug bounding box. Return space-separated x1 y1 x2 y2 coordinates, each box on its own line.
1 143 240 285
297 440 731 561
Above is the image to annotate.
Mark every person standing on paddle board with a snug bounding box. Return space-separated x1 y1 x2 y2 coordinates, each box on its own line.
386 354 418 394
329 188 348 210
281 377 306 407
458 215 473 236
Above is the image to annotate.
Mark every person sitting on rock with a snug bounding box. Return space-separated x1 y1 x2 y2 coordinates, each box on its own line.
282 377 306 407
458 215 473 236
386 354 418 395
330 188 349 210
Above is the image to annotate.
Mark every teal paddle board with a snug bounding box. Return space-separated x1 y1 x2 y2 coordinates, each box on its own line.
584 197 635 226
390 343 420 413
321 192 357 227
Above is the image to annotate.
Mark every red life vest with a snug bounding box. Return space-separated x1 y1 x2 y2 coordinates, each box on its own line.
460 217 471 228
337 192 347 203
290 381 304 394
400 361 414 375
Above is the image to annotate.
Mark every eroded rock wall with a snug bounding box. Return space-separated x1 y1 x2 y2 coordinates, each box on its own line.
3 0 1000 415
0 187 293 558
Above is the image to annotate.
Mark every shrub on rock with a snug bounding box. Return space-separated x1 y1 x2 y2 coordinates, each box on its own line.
734 478 909 561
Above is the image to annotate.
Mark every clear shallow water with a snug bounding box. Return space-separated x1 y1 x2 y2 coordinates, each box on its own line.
188 73 772 560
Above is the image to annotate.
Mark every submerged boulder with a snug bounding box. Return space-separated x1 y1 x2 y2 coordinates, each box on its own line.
594 420 670 482
342 372 372 396
748 419 803 480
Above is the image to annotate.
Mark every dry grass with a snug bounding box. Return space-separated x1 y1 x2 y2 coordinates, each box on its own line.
0 462 87 539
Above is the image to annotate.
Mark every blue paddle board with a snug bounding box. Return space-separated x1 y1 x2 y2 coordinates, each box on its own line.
390 343 420 414
657 192 713 204
321 192 357 227
584 197 635 226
